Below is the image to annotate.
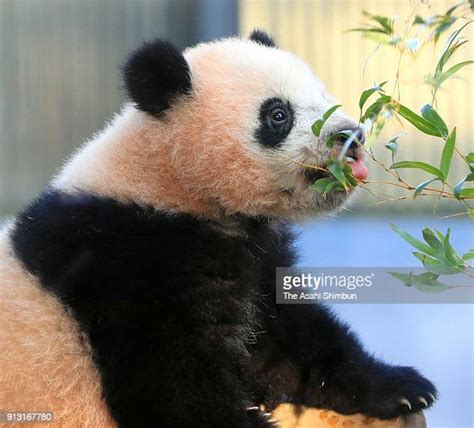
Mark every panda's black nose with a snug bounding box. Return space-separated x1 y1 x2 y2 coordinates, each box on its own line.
330 127 365 148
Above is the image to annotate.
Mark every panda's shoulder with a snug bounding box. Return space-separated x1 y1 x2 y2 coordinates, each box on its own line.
10 190 295 287
11 190 224 274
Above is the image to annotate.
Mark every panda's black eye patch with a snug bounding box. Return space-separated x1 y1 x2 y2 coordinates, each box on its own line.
256 98 294 148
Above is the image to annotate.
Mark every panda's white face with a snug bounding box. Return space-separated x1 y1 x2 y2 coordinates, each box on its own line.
179 37 366 218
54 35 366 220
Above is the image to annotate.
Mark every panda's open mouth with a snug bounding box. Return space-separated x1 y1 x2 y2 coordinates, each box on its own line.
344 148 368 181
303 147 367 185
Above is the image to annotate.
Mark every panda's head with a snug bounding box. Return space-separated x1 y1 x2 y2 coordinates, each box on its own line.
59 31 367 220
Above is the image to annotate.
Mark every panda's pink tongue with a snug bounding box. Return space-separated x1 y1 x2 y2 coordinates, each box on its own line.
349 159 369 181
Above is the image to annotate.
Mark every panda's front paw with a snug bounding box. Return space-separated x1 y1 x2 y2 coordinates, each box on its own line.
362 365 437 419
246 406 280 428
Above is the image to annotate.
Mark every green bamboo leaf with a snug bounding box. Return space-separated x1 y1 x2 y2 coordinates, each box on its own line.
323 104 342 121
420 104 449 138
311 105 342 137
328 162 347 188
435 229 445 241
348 27 390 34
422 228 444 250
433 16 457 42
349 31 398 45
446 3 465 15
359 82 387 110
388 271 451 292
418 272 440 280
439 127 456 180
342 163 358 187
414 252 463 275
360 95 392 122
412 276 452 293
388 271 415 286
310 177 335 192
413 16 426 25
443 231 456 266
311 120 324 137
438 61 474 85
435 22 472 78
466 153 474 163
414 178 439 198
391 100 442 136
346 174 358 187
362 11 394 34
323 180 344 196
443 229 465 267
436 39 468 78
459 188 474 198
414 271 452 291
424 264 463 275
390 224 437 256
390 161 444 178
463 251 474 261
413 252 439 265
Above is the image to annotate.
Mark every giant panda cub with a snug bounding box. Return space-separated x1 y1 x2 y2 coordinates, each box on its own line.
0 30 436 427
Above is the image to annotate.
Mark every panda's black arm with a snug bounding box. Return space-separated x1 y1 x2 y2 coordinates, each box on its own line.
253 302 365 412
251 223 436 420
255 296 437 419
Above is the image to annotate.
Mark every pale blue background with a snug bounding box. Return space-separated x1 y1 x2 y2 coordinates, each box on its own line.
298 216 474 428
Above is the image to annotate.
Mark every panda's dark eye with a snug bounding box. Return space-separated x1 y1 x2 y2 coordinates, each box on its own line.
271 108 288 125
256 97 294 148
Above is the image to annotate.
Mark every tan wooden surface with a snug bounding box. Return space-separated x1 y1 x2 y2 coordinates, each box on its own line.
273 404 426 428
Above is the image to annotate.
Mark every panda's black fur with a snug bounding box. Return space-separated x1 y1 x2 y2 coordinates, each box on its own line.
249 29 277 48
11 189 436 427
122 39 192 116
9 31 436 427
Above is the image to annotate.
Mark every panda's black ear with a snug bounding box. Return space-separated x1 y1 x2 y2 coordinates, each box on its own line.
249 29 277 48
122 39 192 116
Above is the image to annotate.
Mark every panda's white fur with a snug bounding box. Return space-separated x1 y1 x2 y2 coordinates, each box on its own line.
0 224 115 426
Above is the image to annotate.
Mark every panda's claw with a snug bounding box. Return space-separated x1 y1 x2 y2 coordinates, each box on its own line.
399 398 411 410
418 397 428 407
428 393 436 402
246 406 279 427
